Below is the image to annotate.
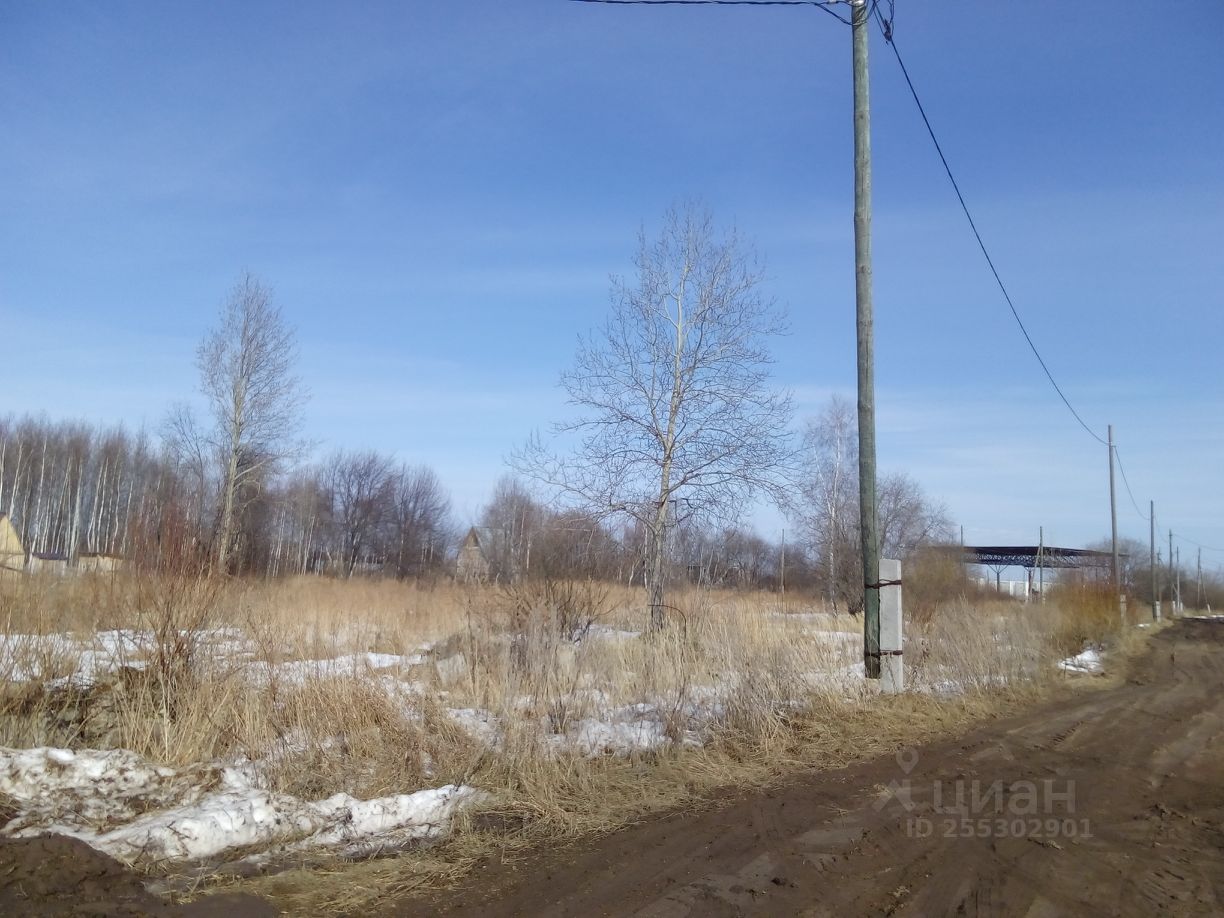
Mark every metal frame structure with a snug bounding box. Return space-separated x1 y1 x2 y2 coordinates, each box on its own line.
960 546 1114 571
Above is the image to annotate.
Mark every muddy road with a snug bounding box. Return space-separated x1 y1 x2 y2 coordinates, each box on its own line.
408 618 1224 917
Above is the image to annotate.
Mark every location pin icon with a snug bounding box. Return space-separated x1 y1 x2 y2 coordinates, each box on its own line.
896 747 919 775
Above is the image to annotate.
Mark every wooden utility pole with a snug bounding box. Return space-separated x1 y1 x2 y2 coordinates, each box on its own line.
1168 530 1175 615
1108 425 1120 610
1150 501 1159 620
851 0 881 678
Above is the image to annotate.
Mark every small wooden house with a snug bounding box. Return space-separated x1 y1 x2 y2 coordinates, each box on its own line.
456 527 493 582
0 513 23 574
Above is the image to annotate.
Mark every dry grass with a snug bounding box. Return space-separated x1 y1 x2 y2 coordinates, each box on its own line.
0 569 1152 913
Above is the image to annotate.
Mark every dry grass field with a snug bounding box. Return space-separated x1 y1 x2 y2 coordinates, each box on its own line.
0 570 1142 912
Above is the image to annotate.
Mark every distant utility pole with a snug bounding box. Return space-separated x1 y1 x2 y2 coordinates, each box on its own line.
851 0 882 678
1168 529 1175 615
1150 501 1159 620
1175 546 1181 614
1198 548 1204 610
1108 425 1120 610
1037 526 1045 602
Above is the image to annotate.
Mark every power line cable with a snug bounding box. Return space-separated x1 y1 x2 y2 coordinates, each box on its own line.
1112 446 1151 522
568 0 852 22
1172 532 1224 553
876 9 1224 555
873 10 1109 447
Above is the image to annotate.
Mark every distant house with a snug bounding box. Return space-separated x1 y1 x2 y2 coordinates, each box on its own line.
456 527 493 582
456 526 528 582
77 553 127 574
0 513 23 574
27 551 69 576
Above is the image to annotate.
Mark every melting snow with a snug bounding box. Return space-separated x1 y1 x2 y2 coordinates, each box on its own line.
582 624 641 642
564 718 670 757
0 746 480 864
1 627 433 691
257 651 428 686
1058 648 1104 674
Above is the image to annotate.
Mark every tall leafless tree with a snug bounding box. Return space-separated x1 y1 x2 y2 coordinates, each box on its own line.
478 475 543 582
389 463 452 579
793 395 953 612
795 395 857 610
325 449 396 577
517 204 794 628
877 471 953 559
195 273 306 573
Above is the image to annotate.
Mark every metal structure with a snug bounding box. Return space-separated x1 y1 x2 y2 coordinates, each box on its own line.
959 546 1114 571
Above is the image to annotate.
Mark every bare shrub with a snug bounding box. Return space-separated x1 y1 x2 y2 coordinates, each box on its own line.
904 549 988 627
909 598 1054 694
495 577 614 643
1048 581 1123 654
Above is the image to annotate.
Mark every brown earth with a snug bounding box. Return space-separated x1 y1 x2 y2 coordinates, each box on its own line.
399 617 1224 917
0 833 276 917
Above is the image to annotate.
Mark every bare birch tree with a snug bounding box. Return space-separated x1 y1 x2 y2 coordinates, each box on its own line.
517 203 794 629
794 395 953 612
196 273 305 573
796 395 857 610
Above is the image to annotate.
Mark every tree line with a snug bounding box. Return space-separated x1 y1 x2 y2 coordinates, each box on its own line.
0 415 454 579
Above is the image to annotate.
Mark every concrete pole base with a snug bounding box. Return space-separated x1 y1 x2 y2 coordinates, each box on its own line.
880 558 903 693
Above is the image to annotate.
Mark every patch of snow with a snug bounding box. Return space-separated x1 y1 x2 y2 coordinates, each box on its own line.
255 651 427 686
0 746 480 864
1058 648 1104 674
0 747 221 833
1 626 433 691
582 624 641 642
564 718 669 757
798 661 867 693
446 707 502 746
302 785 479 849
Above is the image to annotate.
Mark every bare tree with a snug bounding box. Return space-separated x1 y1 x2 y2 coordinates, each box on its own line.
479 475 544 582
162 402 214 548
517 203 794 628
795 395 857 610
325 449 396 577
389 463 452 578
793 395 952 612
196 273 306 572
878 471 953 559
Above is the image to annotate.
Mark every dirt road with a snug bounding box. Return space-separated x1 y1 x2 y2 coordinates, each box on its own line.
406 618 1224 917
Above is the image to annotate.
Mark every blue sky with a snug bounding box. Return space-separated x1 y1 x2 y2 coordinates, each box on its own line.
2 0 1222 565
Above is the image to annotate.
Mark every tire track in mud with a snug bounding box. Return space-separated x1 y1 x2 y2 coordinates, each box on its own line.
407 619 1224 918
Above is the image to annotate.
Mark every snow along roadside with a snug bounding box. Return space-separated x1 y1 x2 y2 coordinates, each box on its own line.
0 746 482 864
